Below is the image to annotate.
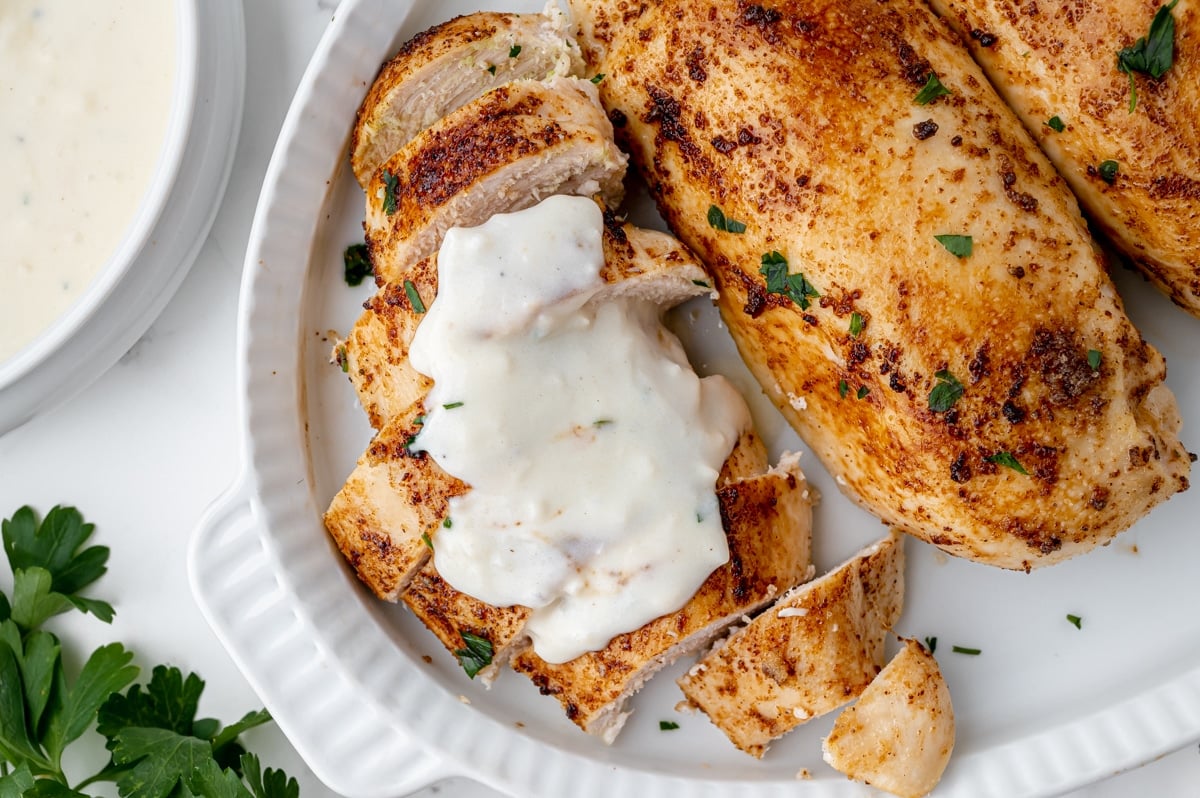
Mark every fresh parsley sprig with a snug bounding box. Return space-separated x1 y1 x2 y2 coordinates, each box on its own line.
759 251 820 309
0 506 298 798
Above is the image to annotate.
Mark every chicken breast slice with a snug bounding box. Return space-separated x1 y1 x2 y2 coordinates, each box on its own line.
350 8 586 187
570 0 1191 570
324 405 466 601
509 455 813 743
823 638 955 798
364 77 626 283
343 212 711 430
928 0 1200 316
677 531 905 758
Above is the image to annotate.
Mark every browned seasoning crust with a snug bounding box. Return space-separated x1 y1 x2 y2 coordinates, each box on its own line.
928 0 1200 317
349 11 585 187
678 531 904 757
363 77 626 284
570 0 1191 570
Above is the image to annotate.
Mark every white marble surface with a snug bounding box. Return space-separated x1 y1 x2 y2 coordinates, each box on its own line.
0 1 1198 795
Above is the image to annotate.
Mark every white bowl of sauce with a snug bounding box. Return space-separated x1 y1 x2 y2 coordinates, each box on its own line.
0 0 245 433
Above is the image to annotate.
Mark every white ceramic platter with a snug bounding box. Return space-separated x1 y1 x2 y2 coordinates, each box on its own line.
0 0 245 434
189 1 1200 796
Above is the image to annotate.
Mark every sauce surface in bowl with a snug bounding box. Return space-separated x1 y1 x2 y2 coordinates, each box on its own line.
0 0 177 363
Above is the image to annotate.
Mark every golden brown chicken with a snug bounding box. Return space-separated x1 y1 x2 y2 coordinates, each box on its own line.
570 0 1191 570
928 0 1200 316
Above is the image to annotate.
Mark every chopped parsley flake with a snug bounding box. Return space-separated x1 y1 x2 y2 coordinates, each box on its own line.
924 636 938 653
1066 613 1083 629
1087 349 1102 370
760 251 819 309
336 345 349 373
413 415 425 425
952 645 982 655
421 532 433 550
1098 160 1120 184
838 379 850 399
659 721 680 731
591 73 606 84
1046 115 1066 132
707 204 747 233
443 517 453 528
849 311 864 337
856 385 870 400
935 234 973 258
342 243 373 286
1118 0 1180 112
914 72 952 105
381 170 400 215
593 418 614 427
509 44 522 58
692 279 710 288
928 370 964 413
443 401 464 410
404 279 427 313
487 64 497 75
454 632 494 679
986 451 1029 475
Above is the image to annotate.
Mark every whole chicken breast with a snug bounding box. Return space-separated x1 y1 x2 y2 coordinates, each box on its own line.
927 0 1200 316
570 0 1191 569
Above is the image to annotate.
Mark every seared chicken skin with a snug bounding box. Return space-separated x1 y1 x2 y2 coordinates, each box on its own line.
571 0 1191 570
350 9 585 186
928 0 1200 316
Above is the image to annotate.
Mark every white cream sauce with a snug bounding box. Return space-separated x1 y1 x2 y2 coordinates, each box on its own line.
409 196 748 663
0 0 177 363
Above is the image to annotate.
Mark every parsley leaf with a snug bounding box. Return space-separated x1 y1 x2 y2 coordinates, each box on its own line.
43 642 139 765
404 279 426 313
986 451 1029 475
934 234 973 258
110 726 214 798
1066 613 1083 629
928 370 964 413
421 532 433 550
590 73 605 84
849 312 864 337
1117 0 1180 112
914 72 952 105
380 170 400 215
759 252 819 309
856 386 870 400
707 205 747 234
924 636 938 653
1087 349 1102 370
952 645 982 655
454 632 494 679
1098 160 1120 184
3 506 113 622
97 665 204 739
838 379 850 399
1046 115 1066 132
659 721 680 731
342 243 372 287
509 44 522 58
241 752 300 798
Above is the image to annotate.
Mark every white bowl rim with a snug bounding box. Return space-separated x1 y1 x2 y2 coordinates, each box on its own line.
0 0 200 386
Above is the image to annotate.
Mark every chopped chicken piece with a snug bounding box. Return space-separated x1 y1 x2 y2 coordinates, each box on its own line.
823 638 955 798
678 532 905 757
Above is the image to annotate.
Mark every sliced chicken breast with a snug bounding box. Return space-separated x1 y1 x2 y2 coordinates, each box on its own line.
364 77 626 283
677 532 905 757
570 0 1191 570
344 212 711 429
509 455 813 743
823 638 955 798
351 8 586 187
928 0 1200 316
